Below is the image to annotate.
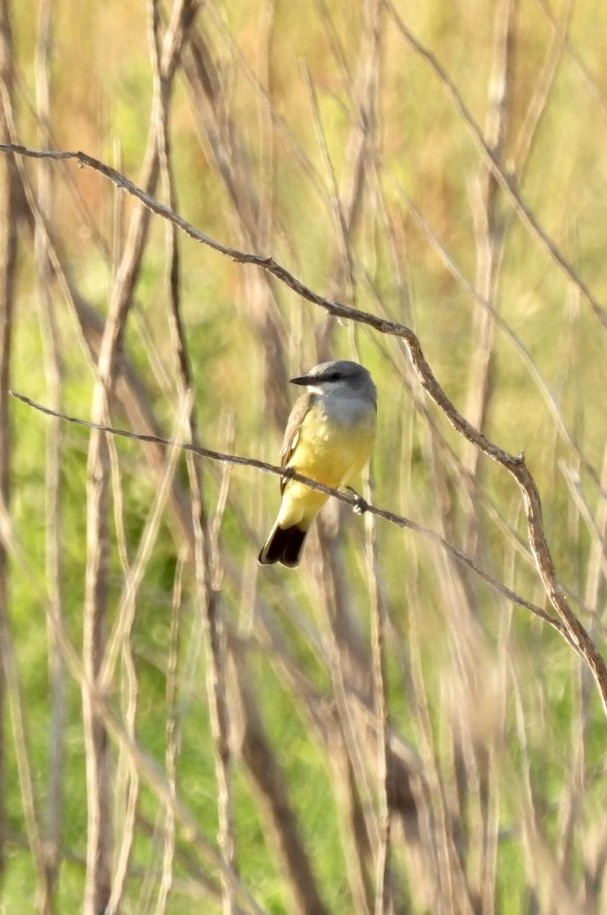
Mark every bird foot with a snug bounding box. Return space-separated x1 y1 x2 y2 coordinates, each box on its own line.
346 487 368 514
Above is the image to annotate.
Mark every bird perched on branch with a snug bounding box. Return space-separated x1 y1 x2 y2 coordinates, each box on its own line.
258 359 377 568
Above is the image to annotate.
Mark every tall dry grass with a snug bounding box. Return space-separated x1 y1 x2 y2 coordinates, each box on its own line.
1 0 607 912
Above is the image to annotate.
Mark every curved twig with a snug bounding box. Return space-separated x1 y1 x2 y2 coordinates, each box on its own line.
2 142 606 715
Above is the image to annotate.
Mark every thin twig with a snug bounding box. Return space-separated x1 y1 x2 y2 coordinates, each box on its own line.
7 389 569 635
385 2 607 331
364 474 392 915
3 142 606 713
156 553 186 915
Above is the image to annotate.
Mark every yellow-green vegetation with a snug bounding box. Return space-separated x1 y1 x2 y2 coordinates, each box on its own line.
2 0 607 912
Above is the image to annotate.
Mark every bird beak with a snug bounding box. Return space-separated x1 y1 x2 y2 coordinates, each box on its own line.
289 373 313 386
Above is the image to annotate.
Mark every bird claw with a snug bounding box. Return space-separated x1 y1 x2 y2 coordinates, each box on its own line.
346 486 368 514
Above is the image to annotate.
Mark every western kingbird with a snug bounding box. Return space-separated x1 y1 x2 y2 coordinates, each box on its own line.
258 359 377 567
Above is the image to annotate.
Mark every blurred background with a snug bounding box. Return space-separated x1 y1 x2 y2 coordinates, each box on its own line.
1 0 607 912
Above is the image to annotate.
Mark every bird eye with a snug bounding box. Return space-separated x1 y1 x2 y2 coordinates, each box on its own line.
329 372 341 381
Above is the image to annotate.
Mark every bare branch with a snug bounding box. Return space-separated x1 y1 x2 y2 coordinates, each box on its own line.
2 142 606 714
8 389 571 636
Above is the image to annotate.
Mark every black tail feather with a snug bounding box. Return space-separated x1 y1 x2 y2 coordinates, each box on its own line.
258 524 308 567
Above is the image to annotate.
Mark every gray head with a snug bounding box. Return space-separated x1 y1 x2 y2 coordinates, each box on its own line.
290 360 376 403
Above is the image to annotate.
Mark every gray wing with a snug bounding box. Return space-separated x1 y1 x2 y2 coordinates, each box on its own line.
279 393 311 491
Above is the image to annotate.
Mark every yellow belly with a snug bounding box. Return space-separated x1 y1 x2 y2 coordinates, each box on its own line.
278 405 375 529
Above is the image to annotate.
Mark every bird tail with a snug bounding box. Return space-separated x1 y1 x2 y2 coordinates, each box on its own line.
258 522 309 568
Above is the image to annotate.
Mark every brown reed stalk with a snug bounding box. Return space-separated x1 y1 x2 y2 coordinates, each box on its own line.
152 4 239 912
34 0 66 910
465 0 513 481
0 6 54 911
0 0 15 886
230 642 331 915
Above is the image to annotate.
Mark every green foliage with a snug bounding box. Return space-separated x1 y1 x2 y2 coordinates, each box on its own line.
2 0 607 912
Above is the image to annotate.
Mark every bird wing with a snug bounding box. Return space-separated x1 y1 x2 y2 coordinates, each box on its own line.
279 393 312 491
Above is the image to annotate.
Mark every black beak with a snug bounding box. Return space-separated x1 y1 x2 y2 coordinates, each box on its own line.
289 373 313 386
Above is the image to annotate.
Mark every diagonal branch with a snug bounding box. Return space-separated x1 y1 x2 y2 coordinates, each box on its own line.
7 390 578 643
2 142 606 715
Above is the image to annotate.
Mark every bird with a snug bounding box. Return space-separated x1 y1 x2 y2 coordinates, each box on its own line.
258 359 377 567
